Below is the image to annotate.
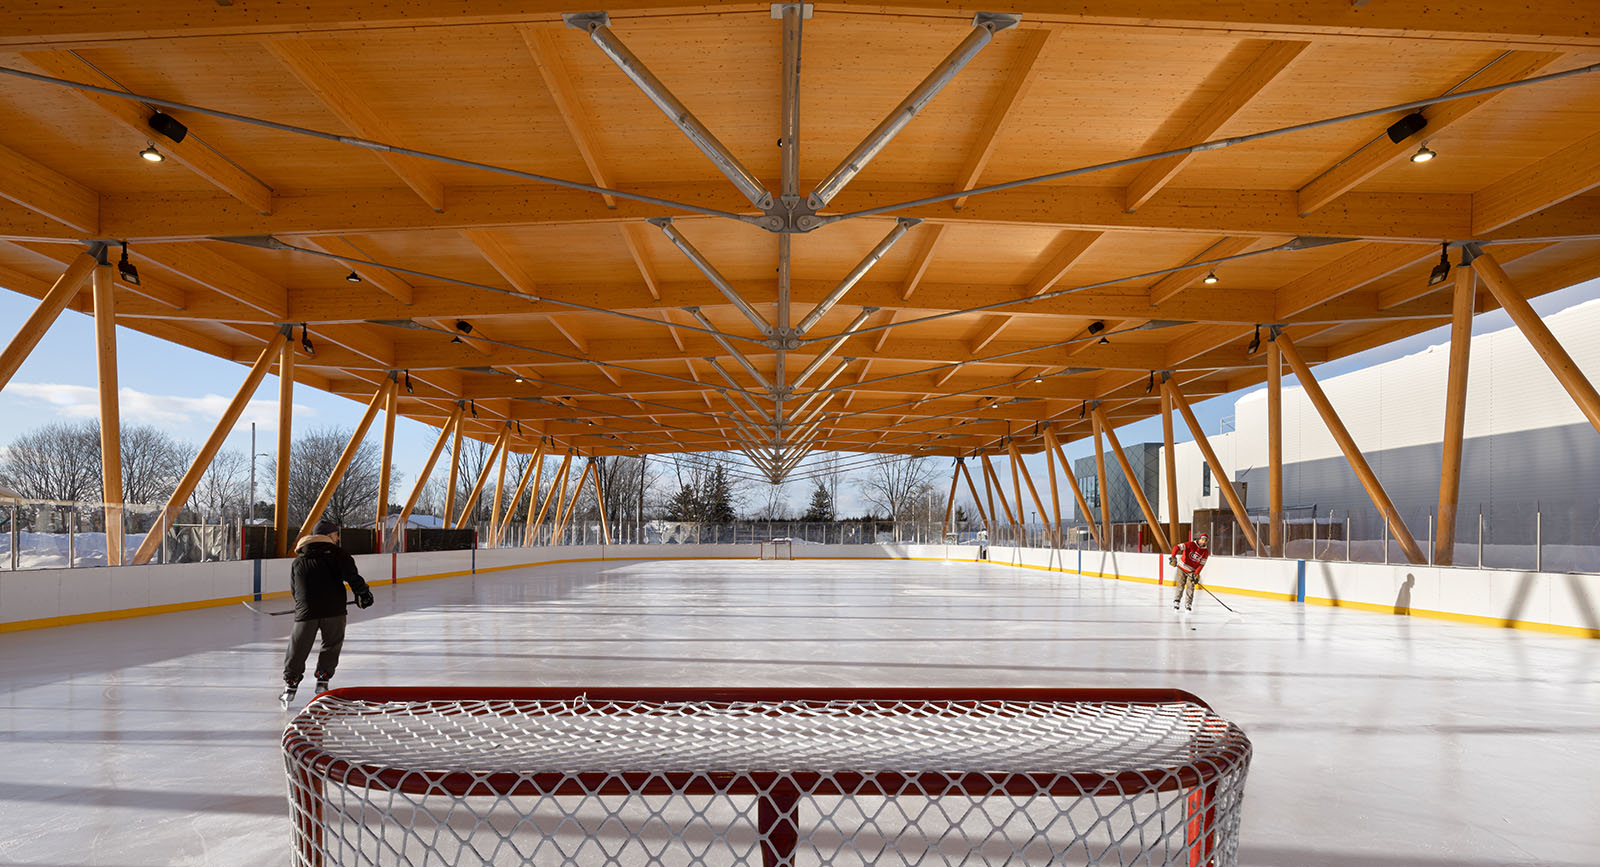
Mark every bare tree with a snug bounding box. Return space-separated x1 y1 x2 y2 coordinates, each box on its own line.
191 449 249 522
118 425 194 506
276 426 392 528
856 456 940 521
749 480 791 521
0 421 101 502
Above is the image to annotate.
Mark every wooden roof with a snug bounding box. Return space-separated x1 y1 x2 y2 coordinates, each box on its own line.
1 2 1597 474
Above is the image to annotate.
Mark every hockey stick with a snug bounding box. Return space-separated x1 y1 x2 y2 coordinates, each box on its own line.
242 599 356 617
1197 583 1237 614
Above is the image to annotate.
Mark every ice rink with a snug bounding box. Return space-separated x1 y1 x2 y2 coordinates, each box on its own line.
1 556 1596 866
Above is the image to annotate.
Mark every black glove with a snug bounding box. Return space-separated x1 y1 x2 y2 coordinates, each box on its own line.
355 589 375 609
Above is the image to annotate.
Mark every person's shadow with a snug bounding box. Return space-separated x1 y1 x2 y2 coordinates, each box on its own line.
1394 573 1415 615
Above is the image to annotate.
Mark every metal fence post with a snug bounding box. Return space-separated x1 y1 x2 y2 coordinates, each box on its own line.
1535 504 1542 572
1427 514 1433 566
8 502 16 571
1383 520 1389 565
68 509 76 568
1345 517 1351 562
1478 508 1484 568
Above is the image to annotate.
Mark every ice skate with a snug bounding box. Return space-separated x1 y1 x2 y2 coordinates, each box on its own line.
1172 599 1180 610
279 684 297 710
1185 601 1193 611
315 674 331 694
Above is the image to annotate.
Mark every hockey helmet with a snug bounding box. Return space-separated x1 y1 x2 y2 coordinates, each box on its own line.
1195 533 1209 547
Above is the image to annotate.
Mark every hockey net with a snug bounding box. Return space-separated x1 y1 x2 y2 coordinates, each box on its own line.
283 688 1250 866
758 539 795 560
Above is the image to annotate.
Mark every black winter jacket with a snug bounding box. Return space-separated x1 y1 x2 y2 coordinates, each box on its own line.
290 536 371 621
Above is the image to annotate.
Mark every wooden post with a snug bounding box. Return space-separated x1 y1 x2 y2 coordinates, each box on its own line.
979 454 1019 534
1007 442 1054 539
1471 249 1600 435
1043 428 1105 549
91 261 124 566
592 458 612 544
375 376 397 549
131 330 290 564
1007 445 1027 540
1043 436 1063 546
1161 386 1179 546
528 452 572 545
488 435 510 542
1435 267 1476 565
1164 377 1263 555
1267 340 1283 558
941 459 961 535
453 426 510 530
1091 411 1111 547
980 452 998 530
957 460 990 532
0 251 97 393
496 446 542 547
1091 407 1171 553
1275 332 1424 565
273 337 294 558
394 403 465 541
444 415 464 522
295 379 394 547
553 458 593 543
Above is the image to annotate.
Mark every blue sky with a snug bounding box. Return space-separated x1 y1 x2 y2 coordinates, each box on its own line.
2 276 1596 515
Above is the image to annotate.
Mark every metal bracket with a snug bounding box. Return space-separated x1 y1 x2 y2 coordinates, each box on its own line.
1459 242 1483 265
562 11 610 32
972 12 1023 32
770 3 813 18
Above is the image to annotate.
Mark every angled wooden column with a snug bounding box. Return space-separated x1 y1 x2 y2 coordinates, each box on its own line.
957 460 990 533
979 454 1019 536
394 403 464 541
497 446 543 547
528 452 572 545
0 250 97 394
1161 386 1179 546
1275 332 1424 564
488 435 510 541
1090 411 1111 547
1007 441 1053 539
453 426 510 530
553 458 593 543
273 337 295 557
979 453 998 529
1043 428 1105 549
1267 340 1284 557
1471 249 1600 435
941 459 961 534
92 261 125 566
1043 437 1064 547
444 416 464 522
592 458 612 545
296 379 394 547
1164 377 1263 555
132 330 290 565
1008 446 1028 537
376 377 397 550
1435 267 1476 565
1091 407 1170 554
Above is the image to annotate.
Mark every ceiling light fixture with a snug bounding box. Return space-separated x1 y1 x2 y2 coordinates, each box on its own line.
1386 111 1427 144
1410 144 1436 163
344 271 362 283
300 325 315 356
1427 243 1452 286
1202 270 1219 285
1145 371 1155 394
1246 325 1262 356
404 371 414 394
116 242 140 285
138 142 164 162
455 320 474 335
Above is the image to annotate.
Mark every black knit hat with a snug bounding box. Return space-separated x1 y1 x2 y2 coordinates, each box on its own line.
314 519 340 537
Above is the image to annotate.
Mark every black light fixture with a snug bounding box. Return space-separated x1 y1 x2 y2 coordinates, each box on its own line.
344 271 362 283
1202 270 1219 285
1246 325 1262 356
147 111 189 143
404 371 414 394
1427 243 1452 286
1145 371 1155 394
1410 144 1436 163
138 142 164 162
1078 401 1086 419
116 242 140 285
469 400 478 418
1386 111 1427 144
300 325 315 356
455 320 474 335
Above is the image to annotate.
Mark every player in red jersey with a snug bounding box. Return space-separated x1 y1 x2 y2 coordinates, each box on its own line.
1169 534 1209 611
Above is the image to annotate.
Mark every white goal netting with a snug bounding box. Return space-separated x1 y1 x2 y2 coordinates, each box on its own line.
283 688 1250 867
759 539 795 560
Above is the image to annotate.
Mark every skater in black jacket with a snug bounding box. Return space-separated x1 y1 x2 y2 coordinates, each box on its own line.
279 519 374 708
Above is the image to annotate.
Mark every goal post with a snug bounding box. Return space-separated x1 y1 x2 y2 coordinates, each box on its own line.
283 686 1252 866
758 538 794 560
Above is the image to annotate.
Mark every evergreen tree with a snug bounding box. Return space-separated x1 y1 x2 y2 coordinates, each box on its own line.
704 465 736 523
801 480 834 522
665 484 700 521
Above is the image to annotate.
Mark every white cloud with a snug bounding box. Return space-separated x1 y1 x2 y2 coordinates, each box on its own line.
5 382 316 433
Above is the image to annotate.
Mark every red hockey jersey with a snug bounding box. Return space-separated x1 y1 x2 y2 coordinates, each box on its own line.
1172 540 1209 574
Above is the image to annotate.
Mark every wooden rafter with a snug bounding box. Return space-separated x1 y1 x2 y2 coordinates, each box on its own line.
1471 128 1600 235
952 30 1050 209
522 25 617 209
